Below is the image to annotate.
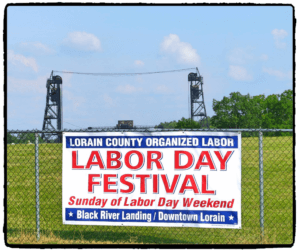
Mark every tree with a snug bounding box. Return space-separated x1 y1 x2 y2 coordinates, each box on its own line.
155 120 178 129
7 132 45 144
156 116 213 129
211 92 263 129
175 118 202 129
7 133 18 144
261 90 293 135
211 90 293 130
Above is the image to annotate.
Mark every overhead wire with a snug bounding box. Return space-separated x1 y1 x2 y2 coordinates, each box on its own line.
55 67 195 127
63 121 83 129
53 68 195 76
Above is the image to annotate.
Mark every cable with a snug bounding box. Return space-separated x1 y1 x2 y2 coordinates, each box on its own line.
63 121 83 128
53 68 195 76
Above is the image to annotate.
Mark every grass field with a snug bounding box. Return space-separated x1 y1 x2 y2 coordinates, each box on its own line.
6 135 294 245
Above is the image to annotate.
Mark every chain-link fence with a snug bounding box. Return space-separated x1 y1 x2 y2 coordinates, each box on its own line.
5 128 293 245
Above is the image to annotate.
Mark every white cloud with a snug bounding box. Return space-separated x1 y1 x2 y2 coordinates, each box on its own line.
160 34 200 64
19 42 55 55
272 29 288 49
64 90 86 109
272 29 288 39
63 31 101 51
116 84 141 94
8 72 73 94
134 60 144 66
288 70 293 80
102 94 115 107
7 50 38 72
61 72 73 88
135 76 144 83
155 85 171 94
8 74 48 93
260 54 268 61
228 48 253 64
228 65 252 81
263 67 292 80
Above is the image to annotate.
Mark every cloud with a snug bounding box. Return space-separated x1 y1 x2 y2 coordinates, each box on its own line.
272 29 288 49
135 76 144 83
8 72 73 94
155 85 171 94
228 65 252 81
263 67 292 80
160 34 200 64
63 31 101 51
134 60 144 66
7 50 38 72
260 54 268 61
63 90 86 109
8 74 48 93
228 48 253 64
61 72 73 88
102 94 115 107
19 42 55 55
272 29 288 39
116 84 142 94
288 70 293 80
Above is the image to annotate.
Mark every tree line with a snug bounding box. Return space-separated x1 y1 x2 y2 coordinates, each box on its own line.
7 133 44 144
7 89 292 144
156 89 293 131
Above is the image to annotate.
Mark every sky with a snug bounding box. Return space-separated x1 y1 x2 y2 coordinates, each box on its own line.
6 5 293 130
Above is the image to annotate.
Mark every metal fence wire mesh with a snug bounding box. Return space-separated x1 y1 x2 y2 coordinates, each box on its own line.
6 128 293 245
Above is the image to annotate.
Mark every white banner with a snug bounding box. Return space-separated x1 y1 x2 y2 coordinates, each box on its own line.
62 131 241 228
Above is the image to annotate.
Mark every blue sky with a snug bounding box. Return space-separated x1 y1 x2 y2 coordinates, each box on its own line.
7 5 293 130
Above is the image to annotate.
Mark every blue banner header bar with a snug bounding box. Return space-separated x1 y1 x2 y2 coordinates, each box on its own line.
66 135 238 149
66 208 238 225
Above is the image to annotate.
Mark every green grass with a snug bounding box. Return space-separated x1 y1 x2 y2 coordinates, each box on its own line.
6 136 293 244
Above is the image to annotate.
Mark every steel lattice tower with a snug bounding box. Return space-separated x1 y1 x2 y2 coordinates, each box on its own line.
188 68 209 128
42 72 63 142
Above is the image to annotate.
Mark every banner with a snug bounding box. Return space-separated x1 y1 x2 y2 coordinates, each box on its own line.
62 131 241 228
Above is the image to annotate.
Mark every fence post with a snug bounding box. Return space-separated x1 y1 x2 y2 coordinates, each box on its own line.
35 133 40 241
259 131 264 238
